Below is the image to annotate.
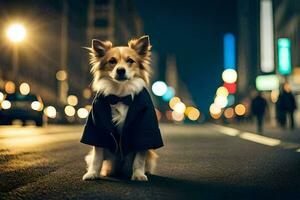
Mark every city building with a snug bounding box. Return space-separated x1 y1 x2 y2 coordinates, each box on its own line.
0 0 144 109
236 0 260 97
274 0 300 91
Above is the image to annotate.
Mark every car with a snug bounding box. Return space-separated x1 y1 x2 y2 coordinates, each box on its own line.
0 92 44 126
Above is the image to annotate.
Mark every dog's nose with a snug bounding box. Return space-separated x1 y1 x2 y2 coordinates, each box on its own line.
116 68 126 76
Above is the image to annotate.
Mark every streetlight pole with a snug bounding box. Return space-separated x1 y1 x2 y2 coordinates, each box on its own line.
58 1 69 104
12 45 19 83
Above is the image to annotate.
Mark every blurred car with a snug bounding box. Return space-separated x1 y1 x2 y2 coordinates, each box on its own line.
0 92 44 126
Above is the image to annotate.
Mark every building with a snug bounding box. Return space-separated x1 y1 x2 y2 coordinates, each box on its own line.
236 0 260 97
237 0 300 125
274 0 300 91
0 0 144 109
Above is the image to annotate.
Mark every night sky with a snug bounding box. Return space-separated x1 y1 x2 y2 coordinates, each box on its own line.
134 0 237 112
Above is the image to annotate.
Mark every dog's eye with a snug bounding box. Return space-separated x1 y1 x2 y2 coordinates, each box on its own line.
108 58 117 65
126 58 135 64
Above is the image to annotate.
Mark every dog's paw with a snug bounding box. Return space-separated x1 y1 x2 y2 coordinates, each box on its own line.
131 173 148 181
82 172 99 181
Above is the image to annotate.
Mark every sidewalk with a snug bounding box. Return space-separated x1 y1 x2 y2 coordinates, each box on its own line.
217 121 300 145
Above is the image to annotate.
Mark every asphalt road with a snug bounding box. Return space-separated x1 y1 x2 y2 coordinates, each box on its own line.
1 124 300 200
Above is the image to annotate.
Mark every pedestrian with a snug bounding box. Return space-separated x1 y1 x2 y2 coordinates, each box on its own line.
277 83 297 129
250 91 268 133
276 95 286 128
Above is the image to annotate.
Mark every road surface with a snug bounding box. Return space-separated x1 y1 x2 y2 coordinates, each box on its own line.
1 124 300 199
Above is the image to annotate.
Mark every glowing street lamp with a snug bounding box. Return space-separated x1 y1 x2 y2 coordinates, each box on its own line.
6 23 27 82
7 24 26 43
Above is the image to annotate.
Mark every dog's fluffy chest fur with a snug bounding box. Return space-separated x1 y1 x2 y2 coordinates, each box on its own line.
110 102 129 133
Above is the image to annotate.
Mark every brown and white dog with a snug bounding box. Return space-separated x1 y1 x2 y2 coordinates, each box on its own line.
82 36 158 181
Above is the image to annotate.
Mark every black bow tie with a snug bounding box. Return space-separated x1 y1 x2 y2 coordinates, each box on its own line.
105 94 133 106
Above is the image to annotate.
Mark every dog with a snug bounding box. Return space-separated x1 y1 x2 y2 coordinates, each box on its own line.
81 36 164 181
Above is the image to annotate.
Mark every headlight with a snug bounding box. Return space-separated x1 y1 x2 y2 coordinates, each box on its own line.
31 101 43 111
1 100 11 110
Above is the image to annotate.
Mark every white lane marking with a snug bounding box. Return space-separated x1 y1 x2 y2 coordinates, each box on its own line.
211 124 240 136
210 124 300 152
239 132 281 147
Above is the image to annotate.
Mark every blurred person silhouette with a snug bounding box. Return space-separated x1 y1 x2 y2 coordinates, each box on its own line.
251 91 268 133
276 94 286 128
277 83 297 129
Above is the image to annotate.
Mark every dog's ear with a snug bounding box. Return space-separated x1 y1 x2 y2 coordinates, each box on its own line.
128 35 151 56
92 39 112 57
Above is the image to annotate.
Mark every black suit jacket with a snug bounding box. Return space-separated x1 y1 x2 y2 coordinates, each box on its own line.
80 88 164 157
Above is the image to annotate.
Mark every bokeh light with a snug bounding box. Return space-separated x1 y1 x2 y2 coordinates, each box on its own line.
222 69 237 83
83 88 92 99
209 103 221 115
67 95 78 106
162 86 175 101
31 101 43 111
0 92 4 102
173 102 186 114
227 95 235 106
210 112 222 119
64 105 76 117
169 97 181 110
5 81 16 94
187 107 200 121
1 100 11 110
56 70 68 81
85 105 92 112
235 104 246 116
172 111 185 122
224 107 234 119
77 108 89 119
214 95 228 108
19 82 30 95
44 106 57 118
223 82 237 94
7 24 26 43
152 81 167 96
216 86 229 97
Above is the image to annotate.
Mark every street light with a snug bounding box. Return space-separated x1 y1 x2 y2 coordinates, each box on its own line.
6 24 26 43
6 23 27 83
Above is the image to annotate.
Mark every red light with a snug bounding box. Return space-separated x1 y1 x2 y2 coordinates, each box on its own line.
224 83 236 94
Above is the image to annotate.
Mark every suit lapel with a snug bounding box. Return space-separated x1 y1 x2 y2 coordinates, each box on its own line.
96 95 115 132
123 90 148 129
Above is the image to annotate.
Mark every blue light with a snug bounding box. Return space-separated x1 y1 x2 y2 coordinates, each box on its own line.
162 87 175 102
227 95 235 107
224 33 235 69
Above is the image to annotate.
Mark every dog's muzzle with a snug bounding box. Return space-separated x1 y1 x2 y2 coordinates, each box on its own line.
115 67 128 81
